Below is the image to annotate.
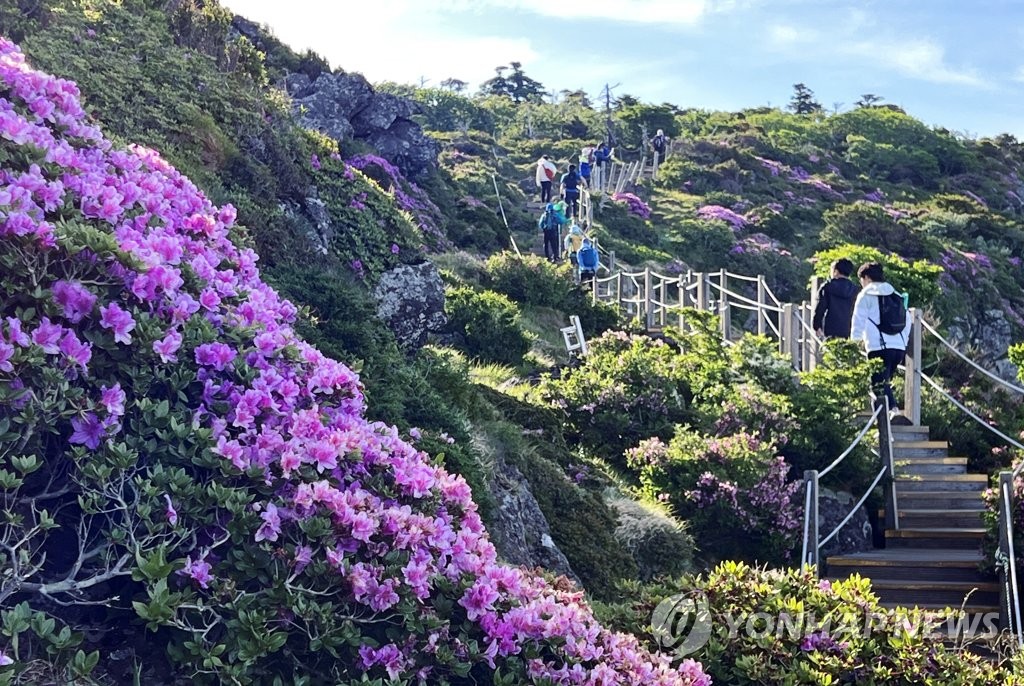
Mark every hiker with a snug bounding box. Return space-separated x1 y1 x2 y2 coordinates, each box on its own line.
561 164 582 218
850 262 911 413
579 144 595 186
593 142 611 189
813 258 859 339
535 155 557 203
551 197 569 226
577 238 601 285
563 223 586 266
537 202 562 262
651 129 668 161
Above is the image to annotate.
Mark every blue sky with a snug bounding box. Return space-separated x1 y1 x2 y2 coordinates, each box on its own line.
223 0 1024 138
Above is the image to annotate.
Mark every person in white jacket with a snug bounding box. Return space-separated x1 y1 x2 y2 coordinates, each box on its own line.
535 156 557 203
850 262 912 412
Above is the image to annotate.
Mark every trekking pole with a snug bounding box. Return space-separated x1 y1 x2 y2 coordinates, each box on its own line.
491 173 521 257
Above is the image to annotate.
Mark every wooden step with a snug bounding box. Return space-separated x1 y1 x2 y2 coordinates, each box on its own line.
894 457 967 475
891 441 949 458
891 425 931 441
828 548 990 583
894 474 988 492
885 528 985 550
886 509 986 529
897 491 987 510
868 578 1000 607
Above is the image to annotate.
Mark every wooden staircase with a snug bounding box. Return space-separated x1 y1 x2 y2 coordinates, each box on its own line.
826 424 999 624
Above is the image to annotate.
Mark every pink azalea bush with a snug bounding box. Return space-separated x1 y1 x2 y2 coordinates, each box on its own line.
612 192 652 220
0 39 709 684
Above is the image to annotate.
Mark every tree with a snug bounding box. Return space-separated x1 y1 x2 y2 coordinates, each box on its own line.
479 61 545 103
855 93 884 108
788 83 822 115
440 77 467 93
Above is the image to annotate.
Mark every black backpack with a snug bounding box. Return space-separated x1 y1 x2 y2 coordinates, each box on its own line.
875 293 907 336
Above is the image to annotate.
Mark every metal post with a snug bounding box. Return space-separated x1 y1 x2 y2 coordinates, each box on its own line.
904 308 922 425
616 272 623 313
877 397 898 531
757 275 767 336
998 471 1022 642
804 470 820 571
678 278 685 331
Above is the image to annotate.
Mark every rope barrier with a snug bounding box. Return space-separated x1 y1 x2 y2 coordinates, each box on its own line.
819 405 883 478
922 320 1024 396
819 465 888 547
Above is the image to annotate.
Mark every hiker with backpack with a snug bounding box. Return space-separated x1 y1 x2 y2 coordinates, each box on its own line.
579 145 595 187
577 238 601 286
813 258 860 339
850 262 912 413
563 223 586 266
651 129 668 161
538 202 563 262
560 164 582 219
535 155 557 203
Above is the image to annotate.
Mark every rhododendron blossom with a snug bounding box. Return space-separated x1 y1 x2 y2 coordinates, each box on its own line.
0 38 708 685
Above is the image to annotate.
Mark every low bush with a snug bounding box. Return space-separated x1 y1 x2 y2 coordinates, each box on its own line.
608 495 694 581
596 562 1011 685
444 286 532 365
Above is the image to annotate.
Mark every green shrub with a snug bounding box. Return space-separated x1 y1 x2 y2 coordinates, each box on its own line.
484 252 573 308
812 243 943 309
596 562 1010 685
444 286 531 365
544 331 695 463
608 496 694 581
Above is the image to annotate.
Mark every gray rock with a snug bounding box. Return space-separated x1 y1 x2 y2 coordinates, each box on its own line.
487 457 579 583
303 196 332 255
817 487 873 558
947 308 1018 383
373 262 446 350
287 71 438 176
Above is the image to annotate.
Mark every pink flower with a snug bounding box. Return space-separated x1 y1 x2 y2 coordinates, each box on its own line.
153 329 182 362
51 280 96 322
195 342 235 371
69 413 104 450
178 555 213 589
58 330 92 371
99 302 135 344
255 503 281 542
100 383 126 416
0 650 12 666
0 342 13 372
31 318 63 354
164 494 178 525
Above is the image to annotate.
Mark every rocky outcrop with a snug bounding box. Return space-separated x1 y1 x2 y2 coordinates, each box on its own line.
372 262 446 350
817 487 873 558
948 308 1019 383
285 72 439 177
487 456 579 583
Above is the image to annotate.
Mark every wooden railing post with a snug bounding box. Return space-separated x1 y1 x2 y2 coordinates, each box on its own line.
876 397 898 531
677 277 685 331
695 272 708 312
616 271 623 313
644 268 654 331
757 275 767 336
904 307 922 425
781 303 795 362
801 302 815 372
718 269 730 340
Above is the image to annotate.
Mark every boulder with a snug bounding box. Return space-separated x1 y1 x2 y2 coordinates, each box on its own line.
817 487 873 558
487 456 579 583
286 71 438 176
373 262 446 350
947 308 1017 383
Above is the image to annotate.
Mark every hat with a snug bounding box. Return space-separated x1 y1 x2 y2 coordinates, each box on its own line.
569 225 582 234
582 238 592 246
656 129 664 136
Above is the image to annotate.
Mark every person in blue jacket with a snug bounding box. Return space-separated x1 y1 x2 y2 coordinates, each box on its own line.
577 238 601 284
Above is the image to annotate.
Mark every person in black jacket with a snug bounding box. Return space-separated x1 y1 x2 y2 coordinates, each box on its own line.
813 258 859 339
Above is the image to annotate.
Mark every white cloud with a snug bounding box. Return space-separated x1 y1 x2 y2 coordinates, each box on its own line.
766 24 810 48
1011 65 1024 83
222 0 538 86
472 0 709 25
845 38 989 88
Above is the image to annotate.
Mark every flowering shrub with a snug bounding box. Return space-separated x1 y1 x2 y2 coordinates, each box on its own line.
348 154 451 250
612 192 652 220
627 429 801 565
597 562 1009 685
696 204 747 231
0 40 708 684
